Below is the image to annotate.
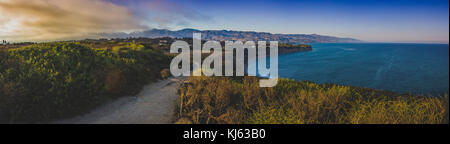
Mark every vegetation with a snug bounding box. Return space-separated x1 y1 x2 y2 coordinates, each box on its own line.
0 42 36 49
0 42 171 123
278 43 313 54
278 43 312 49
1 37 447 124
176 76 448 124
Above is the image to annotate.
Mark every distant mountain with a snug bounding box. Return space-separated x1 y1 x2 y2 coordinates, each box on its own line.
98 28 362 44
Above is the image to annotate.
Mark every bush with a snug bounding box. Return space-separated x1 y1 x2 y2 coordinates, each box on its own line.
0 42 170 123
160 69 171 79
177 76 245 124
176 76 449 124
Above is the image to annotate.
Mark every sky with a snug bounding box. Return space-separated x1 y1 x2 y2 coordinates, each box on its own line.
0 0 448 43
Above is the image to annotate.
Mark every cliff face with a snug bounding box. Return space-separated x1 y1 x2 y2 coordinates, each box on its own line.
279 46 313 54
278 44 313 54
99 29 362 44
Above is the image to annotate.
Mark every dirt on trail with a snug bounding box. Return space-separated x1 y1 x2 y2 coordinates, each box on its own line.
54 77 186 124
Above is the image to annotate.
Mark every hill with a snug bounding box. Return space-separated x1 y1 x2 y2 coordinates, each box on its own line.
0 42 171 123
98 28 362 44
175 76 448 124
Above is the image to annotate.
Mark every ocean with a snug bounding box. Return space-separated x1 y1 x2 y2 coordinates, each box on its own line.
277 43 449 95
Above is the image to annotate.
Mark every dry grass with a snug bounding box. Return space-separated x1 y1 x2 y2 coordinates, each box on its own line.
176 76 449 124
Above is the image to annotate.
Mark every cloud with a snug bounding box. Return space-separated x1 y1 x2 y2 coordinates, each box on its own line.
124 0 212 29
0 0 148 41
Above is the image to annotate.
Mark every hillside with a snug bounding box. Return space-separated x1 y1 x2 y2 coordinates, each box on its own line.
1 40 448 124
98 28 362 44
175 76 449 124
0 42 171 123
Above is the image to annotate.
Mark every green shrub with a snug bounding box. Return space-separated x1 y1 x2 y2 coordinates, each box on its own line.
0 42 170 123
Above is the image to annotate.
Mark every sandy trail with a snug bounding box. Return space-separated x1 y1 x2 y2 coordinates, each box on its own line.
54 77 185 124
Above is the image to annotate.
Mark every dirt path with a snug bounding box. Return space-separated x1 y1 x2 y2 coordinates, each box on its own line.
54 77 185 124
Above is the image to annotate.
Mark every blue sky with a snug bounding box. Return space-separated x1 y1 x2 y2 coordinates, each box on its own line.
112 0 449 43
0 0 448 42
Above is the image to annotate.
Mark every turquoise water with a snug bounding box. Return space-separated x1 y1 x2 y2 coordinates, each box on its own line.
278 43 449 95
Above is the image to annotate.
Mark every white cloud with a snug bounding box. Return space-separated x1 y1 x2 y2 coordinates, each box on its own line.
0 0 148 41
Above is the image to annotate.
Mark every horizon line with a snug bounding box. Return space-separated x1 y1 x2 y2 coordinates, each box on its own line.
1 28 448 44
